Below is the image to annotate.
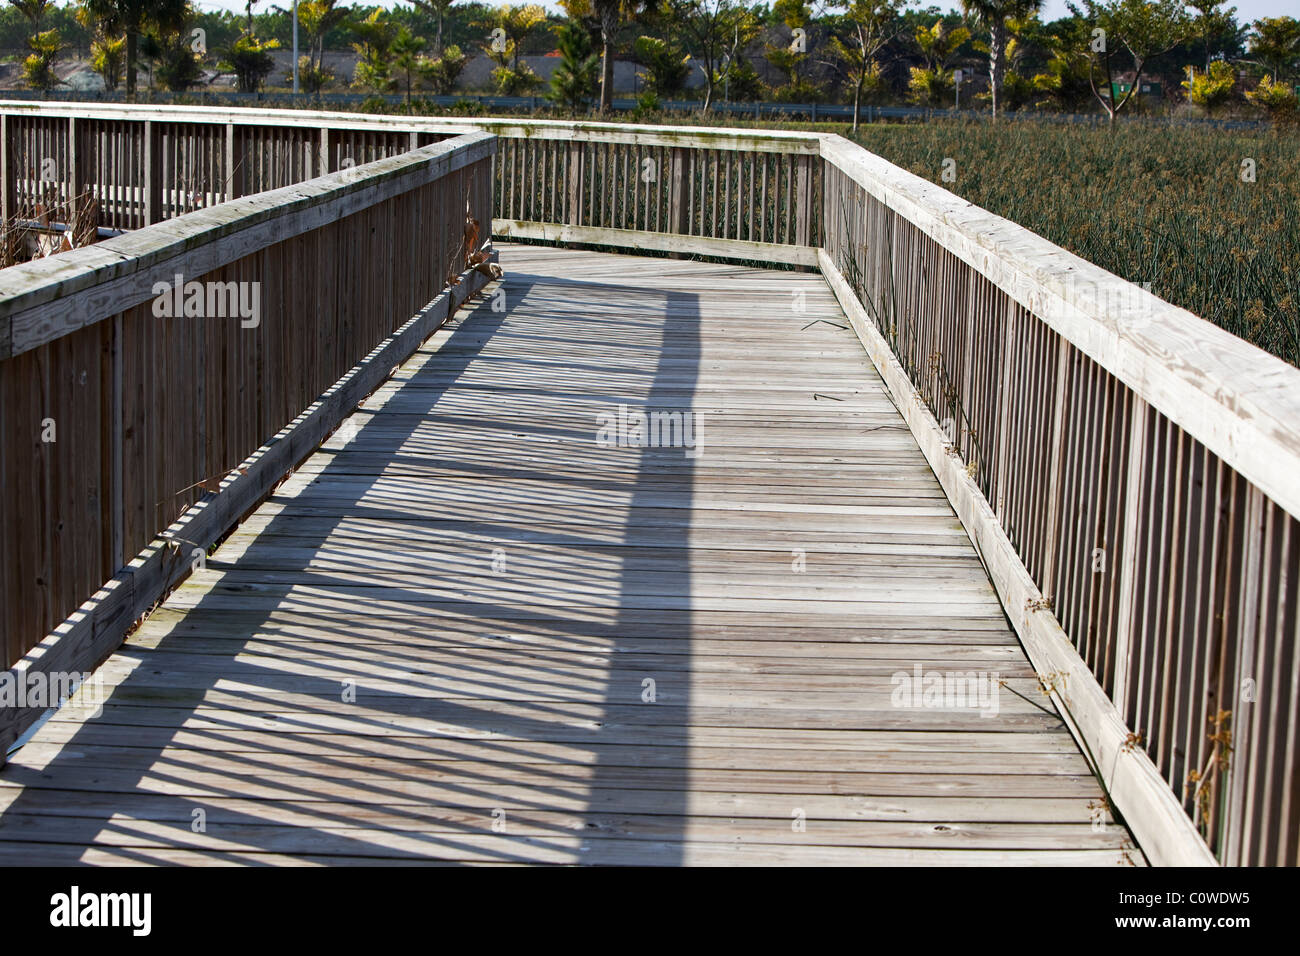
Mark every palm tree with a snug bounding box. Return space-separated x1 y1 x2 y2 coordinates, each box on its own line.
476 4 546 94
548 19 599 114
561 0 653 115
1247 16 1300 83
389 26 426 110
961 0 1042 118
9 0 56 31
82 0 188 96
297 0 348 87
592 0 622 113
914 19 969 72
407 0 457 56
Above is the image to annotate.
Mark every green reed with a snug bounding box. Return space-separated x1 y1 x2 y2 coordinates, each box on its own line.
850 118 1300 367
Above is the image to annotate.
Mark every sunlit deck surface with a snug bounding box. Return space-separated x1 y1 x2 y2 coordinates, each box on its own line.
0 244 1141 865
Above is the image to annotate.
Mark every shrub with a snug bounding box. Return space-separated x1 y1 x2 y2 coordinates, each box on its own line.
425 45 468 95
491 63 541 96
220 33 279 93
548 21 598 114
634 35 690 99
1246 76 1299 122
91 35 125 92
23 29 63 91
907 67 952 107
1183 61 1236 113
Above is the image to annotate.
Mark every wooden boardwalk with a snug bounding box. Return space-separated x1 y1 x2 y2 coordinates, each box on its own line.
0 244 1140 865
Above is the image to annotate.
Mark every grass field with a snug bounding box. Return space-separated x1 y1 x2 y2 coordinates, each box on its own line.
850 119 1300 367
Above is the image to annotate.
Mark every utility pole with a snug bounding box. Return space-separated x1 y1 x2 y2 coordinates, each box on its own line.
954 69 961 110
293 0 300 94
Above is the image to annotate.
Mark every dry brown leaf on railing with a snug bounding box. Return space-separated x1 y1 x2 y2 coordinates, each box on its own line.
70 188 100 249
450 187 503 285
471 250 503 280
469 236 502 279
464 212 479 261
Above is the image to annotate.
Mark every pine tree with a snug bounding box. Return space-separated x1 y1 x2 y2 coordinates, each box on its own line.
548 20 599 114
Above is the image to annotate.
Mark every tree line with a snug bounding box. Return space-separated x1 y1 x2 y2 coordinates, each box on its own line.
6 0 1299 123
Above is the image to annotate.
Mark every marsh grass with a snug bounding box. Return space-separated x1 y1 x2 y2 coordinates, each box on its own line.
851 119 1300 367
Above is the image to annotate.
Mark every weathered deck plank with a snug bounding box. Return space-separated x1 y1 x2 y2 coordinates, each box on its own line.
0 244 1142 865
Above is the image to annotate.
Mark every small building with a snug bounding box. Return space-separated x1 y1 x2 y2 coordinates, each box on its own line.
1110 77 1162 99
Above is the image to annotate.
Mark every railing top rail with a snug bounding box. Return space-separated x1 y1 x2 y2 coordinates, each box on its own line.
0 128 495 359
438 117 823 152
820 133 1300 522
0 99 483 137
0 101 823 153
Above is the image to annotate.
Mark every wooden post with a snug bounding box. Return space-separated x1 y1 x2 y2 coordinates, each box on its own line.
788 153 813 271
1039 337 1073 603
794 154 812 248
1111 395 1150 710
318 128 331 176
566 142 581 226
228 122 246 200
68 116 86 207
960 277 977 464
1 114 13 226
993 305 1017 521
480 146 493 239
668 147 687 236
109 314 125 570
144 120 162 224
1223 484 1265 865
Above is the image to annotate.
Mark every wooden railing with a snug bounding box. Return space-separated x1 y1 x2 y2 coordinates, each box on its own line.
0 105 820 263
2 103 1297 866
481 121 822 266
0 103 464 232
816 137 1300 868
0 113 494 756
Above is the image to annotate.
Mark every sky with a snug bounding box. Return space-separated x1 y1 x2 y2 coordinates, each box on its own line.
187 0 1299 19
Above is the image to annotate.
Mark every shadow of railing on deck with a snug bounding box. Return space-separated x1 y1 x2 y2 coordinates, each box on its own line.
0 268 701 864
